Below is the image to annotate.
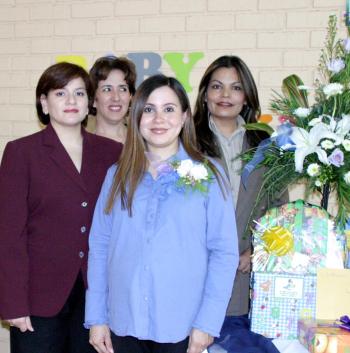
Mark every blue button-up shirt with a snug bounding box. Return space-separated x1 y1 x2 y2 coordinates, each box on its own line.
85 146 239 343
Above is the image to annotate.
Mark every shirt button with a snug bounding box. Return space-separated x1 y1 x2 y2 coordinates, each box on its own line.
79 251 84 258
81 201 88 207
144 296 148 301
81 226 86 233
144 265 149 271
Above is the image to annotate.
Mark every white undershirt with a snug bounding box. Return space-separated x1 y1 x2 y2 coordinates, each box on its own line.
209 115 245 207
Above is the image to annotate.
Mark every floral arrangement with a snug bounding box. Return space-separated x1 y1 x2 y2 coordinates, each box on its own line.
242 15 350 229
157 159 214 194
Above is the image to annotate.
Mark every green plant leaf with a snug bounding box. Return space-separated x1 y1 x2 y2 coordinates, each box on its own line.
282 74 309 108
244 122 274 136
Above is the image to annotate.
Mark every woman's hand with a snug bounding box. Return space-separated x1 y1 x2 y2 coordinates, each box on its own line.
238 248 251 273
187 328 213 353
89 325 114 353
7 316 34 332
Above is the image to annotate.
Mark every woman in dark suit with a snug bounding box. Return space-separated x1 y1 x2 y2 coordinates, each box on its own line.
193 56 286 326
0 62 122 353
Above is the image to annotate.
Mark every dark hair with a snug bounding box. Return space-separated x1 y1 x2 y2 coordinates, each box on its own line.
36 62 92 126
193 55 268 157
89 56 137 115
105 74 226 214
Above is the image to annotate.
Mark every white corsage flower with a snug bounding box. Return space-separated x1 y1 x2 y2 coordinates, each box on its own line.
294 107 311 118
172 159 214 194
176 159 194 177
323 83 344 99
307 163 321 177
344 171 350 185
189 164 208 180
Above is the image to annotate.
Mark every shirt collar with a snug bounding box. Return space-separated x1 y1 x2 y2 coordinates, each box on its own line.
144 141 189 169
209 115 245 141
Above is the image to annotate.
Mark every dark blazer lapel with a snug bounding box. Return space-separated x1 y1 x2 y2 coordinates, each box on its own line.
42 124 87 192
237 136 255 211
236 135 265 250
79 129 97 184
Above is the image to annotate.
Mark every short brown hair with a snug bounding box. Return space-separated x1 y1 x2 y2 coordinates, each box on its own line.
89 56 137 115
36 62 92 126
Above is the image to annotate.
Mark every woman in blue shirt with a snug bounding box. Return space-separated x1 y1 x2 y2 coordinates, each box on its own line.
85 75 239 353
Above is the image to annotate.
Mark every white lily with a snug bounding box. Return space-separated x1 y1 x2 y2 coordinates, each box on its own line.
322 114 350 145
290 123 333 172
336 114 350 139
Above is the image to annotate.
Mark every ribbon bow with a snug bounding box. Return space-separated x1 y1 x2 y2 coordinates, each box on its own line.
337 315 350 331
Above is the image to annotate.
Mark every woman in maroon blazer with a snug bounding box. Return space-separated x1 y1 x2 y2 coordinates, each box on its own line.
0 62 122 353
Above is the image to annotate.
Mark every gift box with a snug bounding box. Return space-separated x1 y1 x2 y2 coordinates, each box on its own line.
252 200 345 274
250 271 317 339
298 319 350 353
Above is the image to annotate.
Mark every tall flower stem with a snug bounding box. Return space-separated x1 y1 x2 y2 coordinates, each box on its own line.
320 183 330 211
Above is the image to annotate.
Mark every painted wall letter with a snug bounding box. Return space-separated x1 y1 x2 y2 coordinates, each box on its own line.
163 52 204 92
127 52 162 87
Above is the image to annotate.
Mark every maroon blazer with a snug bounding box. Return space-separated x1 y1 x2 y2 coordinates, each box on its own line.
0 124 122 320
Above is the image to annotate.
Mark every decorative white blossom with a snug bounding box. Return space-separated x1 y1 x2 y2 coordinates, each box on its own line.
344 171 350 185
323 83 344 98
176 159 193 177
308 117 323 126
189 164 208 180
315 179 323 187
320 139 335 150
342 139 350 151
297 85 313 91
307 163 321 177
294 107 311 118
344 38 350 53
289 123 333 172
327 58 345 73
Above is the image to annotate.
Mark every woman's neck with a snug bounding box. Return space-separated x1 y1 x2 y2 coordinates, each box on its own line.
51 122 83 147
146 142 179 178
212 116 238 138
95 118 127 144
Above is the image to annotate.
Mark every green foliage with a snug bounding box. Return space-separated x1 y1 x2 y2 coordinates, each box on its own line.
241 15 350 229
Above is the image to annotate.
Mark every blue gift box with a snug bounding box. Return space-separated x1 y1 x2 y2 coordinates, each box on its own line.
250 272 317 339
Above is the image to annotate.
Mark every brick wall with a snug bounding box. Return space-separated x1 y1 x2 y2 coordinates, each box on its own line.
0 1 346 351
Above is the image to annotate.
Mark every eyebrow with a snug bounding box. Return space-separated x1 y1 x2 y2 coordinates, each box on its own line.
145 102 178 107
209 79 242 85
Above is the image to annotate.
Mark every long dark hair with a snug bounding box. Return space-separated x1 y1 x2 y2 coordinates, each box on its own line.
105 74 226 214
193 55 268 157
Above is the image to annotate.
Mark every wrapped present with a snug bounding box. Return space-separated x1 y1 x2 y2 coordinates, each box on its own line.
250 271 317 339
252 200 345 274
298 318 350 353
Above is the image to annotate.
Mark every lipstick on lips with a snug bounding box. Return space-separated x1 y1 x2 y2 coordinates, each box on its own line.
108 105 122 112
217 101 233 107
150 128 167 134
64 108 79 113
